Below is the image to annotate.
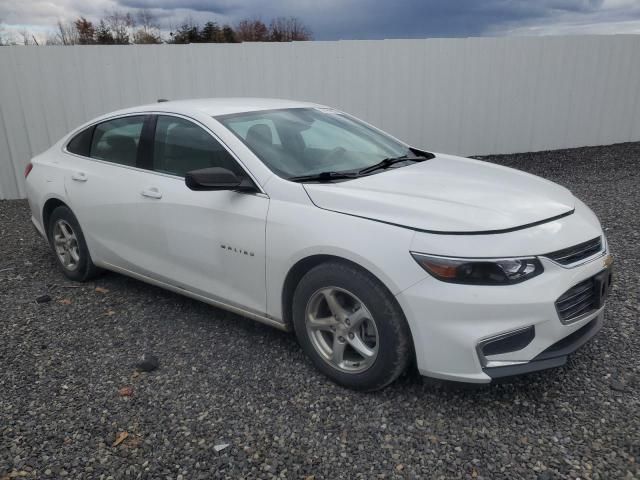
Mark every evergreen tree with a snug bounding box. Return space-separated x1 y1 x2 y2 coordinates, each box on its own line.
95 20 114 44
200 21 221 42
221 25 236 43
171 22 200 44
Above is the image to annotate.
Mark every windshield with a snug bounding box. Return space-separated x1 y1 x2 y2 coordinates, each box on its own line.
217 108 412 179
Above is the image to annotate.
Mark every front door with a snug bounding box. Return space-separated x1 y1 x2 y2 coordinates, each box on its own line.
138 114 269 315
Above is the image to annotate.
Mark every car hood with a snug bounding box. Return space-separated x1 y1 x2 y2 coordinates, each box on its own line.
303 154 575 234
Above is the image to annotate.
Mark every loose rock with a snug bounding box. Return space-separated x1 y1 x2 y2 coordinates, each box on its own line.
1 142 639 479
135 353 159 372
35 294 51 303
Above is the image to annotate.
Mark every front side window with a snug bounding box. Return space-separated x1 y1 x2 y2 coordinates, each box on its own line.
153 116 242 178
90 116 145 167
217 108 412 179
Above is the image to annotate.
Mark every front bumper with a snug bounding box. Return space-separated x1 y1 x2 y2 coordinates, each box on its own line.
483 313 603 379
396 253 612 384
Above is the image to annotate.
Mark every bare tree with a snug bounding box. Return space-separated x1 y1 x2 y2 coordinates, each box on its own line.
44 32 61 45
18 28 33 45
5 12 312 47
136 9 157 33
133 29 161 44
105 10 135 44
236 19 269 42
55 20 79 45
74 17 95 44
269 17 312 41
133 9 161 44
0 20 9 45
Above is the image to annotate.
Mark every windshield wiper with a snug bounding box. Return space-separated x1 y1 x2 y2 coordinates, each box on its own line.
288 171 360 183
358 155 426 176
289 149 434 182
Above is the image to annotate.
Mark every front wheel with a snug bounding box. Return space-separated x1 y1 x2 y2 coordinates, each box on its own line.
292 261 412 391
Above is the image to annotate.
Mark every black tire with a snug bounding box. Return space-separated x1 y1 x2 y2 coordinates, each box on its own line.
47 205 101 282
292 261 412 391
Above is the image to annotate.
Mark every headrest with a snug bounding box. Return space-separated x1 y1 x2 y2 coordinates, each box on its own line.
246 124 273 146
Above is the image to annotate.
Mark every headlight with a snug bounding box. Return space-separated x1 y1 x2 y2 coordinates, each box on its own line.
411 253 544 285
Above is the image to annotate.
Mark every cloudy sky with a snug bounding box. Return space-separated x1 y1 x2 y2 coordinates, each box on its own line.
2 0 640 42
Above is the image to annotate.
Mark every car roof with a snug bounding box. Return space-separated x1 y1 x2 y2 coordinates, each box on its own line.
109 97 325 118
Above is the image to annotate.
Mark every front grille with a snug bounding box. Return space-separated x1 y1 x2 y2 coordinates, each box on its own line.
555 277 597 323
545 237 602 265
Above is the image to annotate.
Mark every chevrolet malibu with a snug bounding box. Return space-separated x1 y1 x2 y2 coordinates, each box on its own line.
25 98 613 390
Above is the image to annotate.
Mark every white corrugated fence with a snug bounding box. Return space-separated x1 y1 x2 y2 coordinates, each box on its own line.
1 36 640 199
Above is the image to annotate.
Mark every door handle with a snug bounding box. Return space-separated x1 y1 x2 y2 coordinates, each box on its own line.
71 172 87 182
141 187 162 199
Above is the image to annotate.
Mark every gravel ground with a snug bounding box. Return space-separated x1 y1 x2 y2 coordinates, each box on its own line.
1 142 639 480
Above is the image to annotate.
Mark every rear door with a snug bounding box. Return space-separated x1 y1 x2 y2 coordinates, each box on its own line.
63 114 168 275
135 114 269 315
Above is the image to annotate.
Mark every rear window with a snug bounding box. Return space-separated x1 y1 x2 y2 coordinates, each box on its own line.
90 116 146 167
66 127 94 157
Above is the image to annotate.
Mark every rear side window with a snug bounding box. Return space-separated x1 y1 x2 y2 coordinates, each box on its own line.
90 116 146 167
152 115 242 177
66 127 94 156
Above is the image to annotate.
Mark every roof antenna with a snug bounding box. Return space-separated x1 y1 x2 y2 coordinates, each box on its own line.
157 98 169 103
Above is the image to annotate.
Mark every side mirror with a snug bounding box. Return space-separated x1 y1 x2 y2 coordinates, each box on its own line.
185 167 256 192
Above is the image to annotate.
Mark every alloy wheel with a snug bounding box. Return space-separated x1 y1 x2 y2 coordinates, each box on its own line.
52 219 80 271
305 287 379 373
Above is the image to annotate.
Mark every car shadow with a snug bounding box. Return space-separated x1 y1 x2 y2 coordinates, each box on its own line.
34 234 597 406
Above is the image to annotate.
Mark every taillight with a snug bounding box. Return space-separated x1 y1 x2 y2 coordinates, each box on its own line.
24 162 33 178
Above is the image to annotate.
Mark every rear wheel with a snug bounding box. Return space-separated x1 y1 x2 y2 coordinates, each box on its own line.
48 206 101 282
292 261 412 391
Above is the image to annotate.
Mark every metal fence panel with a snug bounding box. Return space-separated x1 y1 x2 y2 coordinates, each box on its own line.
1 36 639 199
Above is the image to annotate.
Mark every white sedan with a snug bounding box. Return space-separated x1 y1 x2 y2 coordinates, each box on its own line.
25 98 613 390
